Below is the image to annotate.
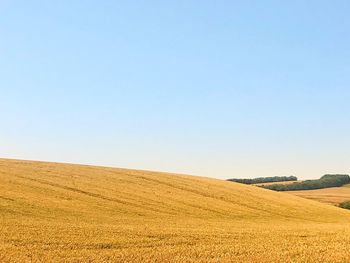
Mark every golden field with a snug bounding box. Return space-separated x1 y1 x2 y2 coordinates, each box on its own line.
2 159 350 262
253 180 303 186
286 186 350 206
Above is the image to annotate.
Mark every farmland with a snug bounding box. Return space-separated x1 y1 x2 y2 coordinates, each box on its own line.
254 180 303 186
286 186 350 206
2 159 350 262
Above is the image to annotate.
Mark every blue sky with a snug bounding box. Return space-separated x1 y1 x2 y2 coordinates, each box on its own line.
1 1 350 179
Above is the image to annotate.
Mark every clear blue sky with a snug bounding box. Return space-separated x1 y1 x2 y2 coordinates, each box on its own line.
1 1 350 179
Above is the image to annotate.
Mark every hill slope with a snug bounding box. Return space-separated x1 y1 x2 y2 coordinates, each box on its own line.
286 186 350 205
1 159 350 262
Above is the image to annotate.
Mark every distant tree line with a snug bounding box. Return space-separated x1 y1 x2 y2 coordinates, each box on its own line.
263 174 350 191
227 176 297 185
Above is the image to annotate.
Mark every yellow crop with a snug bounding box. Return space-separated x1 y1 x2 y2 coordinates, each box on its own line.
1 159 350 262
287 186 350 206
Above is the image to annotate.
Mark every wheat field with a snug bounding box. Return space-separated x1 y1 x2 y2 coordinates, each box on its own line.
286 187 350 206
1 159 350 262
253 180 303 186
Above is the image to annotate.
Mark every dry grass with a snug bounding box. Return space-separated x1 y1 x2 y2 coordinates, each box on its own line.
1 159 350 262
286 187 350 206
254 180 302 186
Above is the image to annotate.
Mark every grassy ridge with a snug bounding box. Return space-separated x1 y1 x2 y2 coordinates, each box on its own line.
228 175 297 185
263 174 350 191
2 159 350 262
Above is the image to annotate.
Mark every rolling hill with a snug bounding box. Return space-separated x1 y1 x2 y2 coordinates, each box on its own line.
286 186 350 206
1 159 350 262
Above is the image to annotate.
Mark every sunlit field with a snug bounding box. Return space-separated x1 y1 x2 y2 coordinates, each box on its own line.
2 159 350 262
254 180 303 186
286 186 350 206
